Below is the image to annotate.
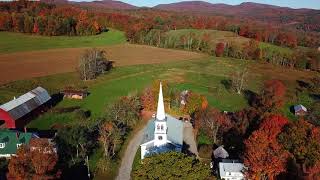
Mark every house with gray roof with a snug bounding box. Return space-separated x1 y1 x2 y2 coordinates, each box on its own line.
219 160 245 180
294 104 307 116
140 83 183 159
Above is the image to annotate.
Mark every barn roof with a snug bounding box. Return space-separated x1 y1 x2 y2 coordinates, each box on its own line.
0 87 51 120
294 104 307 112
142 114 184 146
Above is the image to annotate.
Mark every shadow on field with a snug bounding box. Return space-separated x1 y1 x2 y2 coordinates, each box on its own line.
220 79 232 90
243 90 257 106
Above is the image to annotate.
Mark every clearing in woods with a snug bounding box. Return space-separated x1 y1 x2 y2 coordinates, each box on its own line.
0 44 207 85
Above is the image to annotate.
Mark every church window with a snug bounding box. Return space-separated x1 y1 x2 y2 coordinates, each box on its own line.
157 125 160 130
158 136 163 140
161 125 164 130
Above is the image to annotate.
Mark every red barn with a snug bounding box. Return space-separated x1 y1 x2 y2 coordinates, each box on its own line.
0 87 51 129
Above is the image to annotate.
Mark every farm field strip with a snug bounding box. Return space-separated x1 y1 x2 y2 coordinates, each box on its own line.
0 44 207 85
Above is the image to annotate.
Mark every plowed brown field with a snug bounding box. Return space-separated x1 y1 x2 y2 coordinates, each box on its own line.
0 44 206 84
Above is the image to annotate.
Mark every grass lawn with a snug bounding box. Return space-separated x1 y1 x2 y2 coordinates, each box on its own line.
0 29 126 54
27 112 75 130
197 130 212 146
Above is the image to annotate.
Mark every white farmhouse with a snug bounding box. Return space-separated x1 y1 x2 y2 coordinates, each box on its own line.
219 160 245 180
140 82 183 159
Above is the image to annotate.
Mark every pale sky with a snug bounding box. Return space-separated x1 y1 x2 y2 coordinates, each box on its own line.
82 0 320 9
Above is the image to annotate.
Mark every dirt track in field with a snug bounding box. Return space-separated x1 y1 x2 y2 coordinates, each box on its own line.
0 44 206 85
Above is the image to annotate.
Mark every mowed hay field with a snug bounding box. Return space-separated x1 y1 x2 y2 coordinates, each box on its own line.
0 30 126 54
0 44 207 84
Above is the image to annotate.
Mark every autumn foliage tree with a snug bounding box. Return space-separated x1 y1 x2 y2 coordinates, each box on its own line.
196 107 231 144
7 146 32 180
184 92 207 115
7 139 58 180
278 120 320 171
215 42 225 57
140 81 169 111
253 79 286 115
244 115 289 180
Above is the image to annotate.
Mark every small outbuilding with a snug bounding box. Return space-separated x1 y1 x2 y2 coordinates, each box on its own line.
294 104 307 116
0 87 51 128
62 89 88 100
214 146 229 159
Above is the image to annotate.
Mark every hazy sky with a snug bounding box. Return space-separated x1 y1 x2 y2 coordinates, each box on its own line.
86 0 320 9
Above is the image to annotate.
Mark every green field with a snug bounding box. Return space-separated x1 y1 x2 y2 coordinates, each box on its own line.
0 56 315 130
0 29 126 54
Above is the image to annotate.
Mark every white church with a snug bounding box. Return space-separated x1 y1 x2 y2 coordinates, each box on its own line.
140 83 184 159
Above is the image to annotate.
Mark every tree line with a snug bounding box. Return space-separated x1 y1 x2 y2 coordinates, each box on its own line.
0 1 102 36
123 28 320 72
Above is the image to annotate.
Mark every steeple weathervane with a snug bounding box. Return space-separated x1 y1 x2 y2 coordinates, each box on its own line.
156 82 166 121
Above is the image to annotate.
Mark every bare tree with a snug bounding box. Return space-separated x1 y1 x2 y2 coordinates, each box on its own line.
78 48 112 80
197 108 231 144
231 67 248 94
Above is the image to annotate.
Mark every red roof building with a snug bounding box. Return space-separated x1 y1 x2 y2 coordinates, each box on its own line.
0 87 51 128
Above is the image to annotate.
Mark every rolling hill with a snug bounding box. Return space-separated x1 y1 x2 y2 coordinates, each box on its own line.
73 0 137 10
155 1 320 30
41 0 137 10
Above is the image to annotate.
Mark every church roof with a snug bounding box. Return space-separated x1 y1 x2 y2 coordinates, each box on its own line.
142 114 184 146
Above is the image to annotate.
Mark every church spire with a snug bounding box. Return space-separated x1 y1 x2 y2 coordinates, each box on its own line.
156 82 166 121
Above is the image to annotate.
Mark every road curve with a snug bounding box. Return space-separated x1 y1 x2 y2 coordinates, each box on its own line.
115 125 146 180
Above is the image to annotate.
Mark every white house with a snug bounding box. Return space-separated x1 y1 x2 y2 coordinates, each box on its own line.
140 82 183 159
219 160 245 180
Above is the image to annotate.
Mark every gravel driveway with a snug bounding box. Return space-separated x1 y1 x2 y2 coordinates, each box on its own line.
183 122 199 157
115 126 146 180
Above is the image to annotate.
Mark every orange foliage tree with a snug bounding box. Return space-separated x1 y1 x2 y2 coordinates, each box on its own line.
278 119 320 176
29 139 58 178
196 107 231 144
7 139 58 180
244 115 289 180
7 146 32 180
253 79 286 115
215 42 225 57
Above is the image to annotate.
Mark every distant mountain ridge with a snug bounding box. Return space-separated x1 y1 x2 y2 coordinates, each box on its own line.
74 0 137 10
154 1 316 13
41 0 137 10
41 0 318 11
153 1 320 28
39 0 319 29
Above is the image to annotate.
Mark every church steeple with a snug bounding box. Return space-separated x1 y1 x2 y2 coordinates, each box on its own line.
154 82 168 147
156 82 166 121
